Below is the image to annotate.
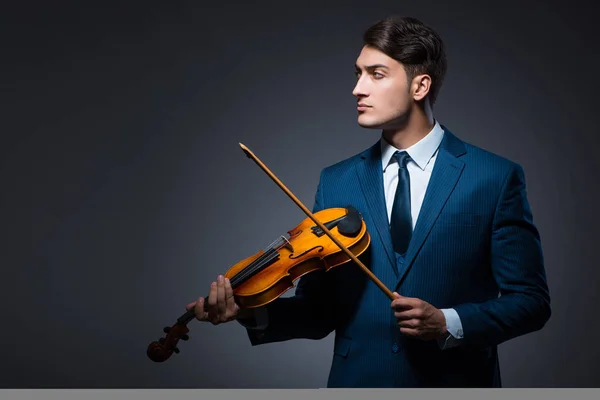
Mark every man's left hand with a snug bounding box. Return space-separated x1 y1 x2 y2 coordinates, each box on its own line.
391 292 447 341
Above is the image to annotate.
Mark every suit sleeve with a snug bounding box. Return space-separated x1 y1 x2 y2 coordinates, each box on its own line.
453 163 551 348
245 170 337 345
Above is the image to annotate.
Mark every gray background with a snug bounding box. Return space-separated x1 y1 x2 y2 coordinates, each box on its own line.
2 0 599 388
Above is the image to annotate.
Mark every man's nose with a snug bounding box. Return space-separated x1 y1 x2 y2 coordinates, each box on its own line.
352 77 368 97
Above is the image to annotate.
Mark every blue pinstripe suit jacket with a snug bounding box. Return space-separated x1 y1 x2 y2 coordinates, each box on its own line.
246 126 551 387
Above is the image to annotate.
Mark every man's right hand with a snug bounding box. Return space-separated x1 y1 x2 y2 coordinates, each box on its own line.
186 274 253 325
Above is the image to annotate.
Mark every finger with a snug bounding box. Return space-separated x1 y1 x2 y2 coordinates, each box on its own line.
399 327 420 337
217 275 226 316
207 282 217 310
397 318 420 329
186 301 197 311
391 297 415 311
196 296 205 312
195 297 209 321
394 308 424 320
224 278 236 314
205 295 220 325
393 295 424 308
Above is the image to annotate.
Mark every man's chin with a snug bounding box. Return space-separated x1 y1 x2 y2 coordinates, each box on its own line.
357 119 383 129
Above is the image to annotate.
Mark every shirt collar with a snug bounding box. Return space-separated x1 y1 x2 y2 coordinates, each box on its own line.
380 119 445 172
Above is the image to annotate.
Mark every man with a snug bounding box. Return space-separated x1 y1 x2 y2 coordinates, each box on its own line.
187 15 551 387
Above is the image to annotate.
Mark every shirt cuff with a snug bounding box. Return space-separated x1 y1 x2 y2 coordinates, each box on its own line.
237 306 269 330
437 308 464 349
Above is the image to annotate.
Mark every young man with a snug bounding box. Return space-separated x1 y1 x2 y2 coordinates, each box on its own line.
187 15 551 388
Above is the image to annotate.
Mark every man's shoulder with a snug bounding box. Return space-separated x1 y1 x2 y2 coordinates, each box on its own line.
445 128 524 176
319 142 377 177
464 141 518 167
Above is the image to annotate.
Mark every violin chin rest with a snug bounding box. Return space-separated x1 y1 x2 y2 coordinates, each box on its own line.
337 205 362 237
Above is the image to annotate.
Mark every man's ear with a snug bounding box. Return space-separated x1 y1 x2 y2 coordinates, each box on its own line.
411 74 431 102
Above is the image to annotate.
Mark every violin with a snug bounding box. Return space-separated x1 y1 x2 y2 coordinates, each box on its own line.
147 143 395 363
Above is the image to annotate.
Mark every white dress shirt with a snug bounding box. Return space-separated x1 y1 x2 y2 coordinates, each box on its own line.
240 120 464 349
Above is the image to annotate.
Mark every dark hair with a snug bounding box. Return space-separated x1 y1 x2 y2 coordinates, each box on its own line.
363 16 447 106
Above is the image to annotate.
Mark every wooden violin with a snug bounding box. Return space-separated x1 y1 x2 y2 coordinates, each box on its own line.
147 143 395 363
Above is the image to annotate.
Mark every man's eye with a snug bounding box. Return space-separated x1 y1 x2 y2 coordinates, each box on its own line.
373 72 384 79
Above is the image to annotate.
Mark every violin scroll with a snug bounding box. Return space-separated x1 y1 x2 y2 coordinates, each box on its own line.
147 309 195 362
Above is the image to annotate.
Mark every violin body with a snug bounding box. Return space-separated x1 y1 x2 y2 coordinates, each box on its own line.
147 206 370 362
226 207 370 309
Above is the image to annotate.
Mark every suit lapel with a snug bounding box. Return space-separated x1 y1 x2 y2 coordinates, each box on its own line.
394 128 467 290
356 143 398 276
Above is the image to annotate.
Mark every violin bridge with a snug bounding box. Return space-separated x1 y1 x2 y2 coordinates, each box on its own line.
280 235 294 252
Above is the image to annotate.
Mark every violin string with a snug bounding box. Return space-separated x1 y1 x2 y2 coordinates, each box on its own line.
235 250 279 285
234 231 299 287
233 251 278 283
231 239 284 285
263 237 281 252
231 237 287 287
229 242 280 288
229 236 283 287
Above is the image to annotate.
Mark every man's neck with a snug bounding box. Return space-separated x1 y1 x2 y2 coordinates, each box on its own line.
382 104 435 150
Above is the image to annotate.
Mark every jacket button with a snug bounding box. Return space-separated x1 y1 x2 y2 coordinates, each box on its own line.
392 343 399 353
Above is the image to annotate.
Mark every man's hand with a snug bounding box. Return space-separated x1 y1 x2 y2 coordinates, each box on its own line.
186 275 253 325
391 292 447 341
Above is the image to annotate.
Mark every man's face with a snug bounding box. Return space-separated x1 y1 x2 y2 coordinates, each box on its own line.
353 46 412 130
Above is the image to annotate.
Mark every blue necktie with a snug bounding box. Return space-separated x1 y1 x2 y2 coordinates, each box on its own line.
390 151 412 255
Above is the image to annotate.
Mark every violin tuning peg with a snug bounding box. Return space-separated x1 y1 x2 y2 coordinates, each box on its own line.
163 326 171 333
173 347 180 354
181 334 189 341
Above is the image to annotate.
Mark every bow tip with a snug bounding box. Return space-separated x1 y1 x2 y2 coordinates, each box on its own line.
239 143 252 158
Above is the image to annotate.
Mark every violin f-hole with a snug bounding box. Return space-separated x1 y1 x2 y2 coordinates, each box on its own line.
288 245 324 259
